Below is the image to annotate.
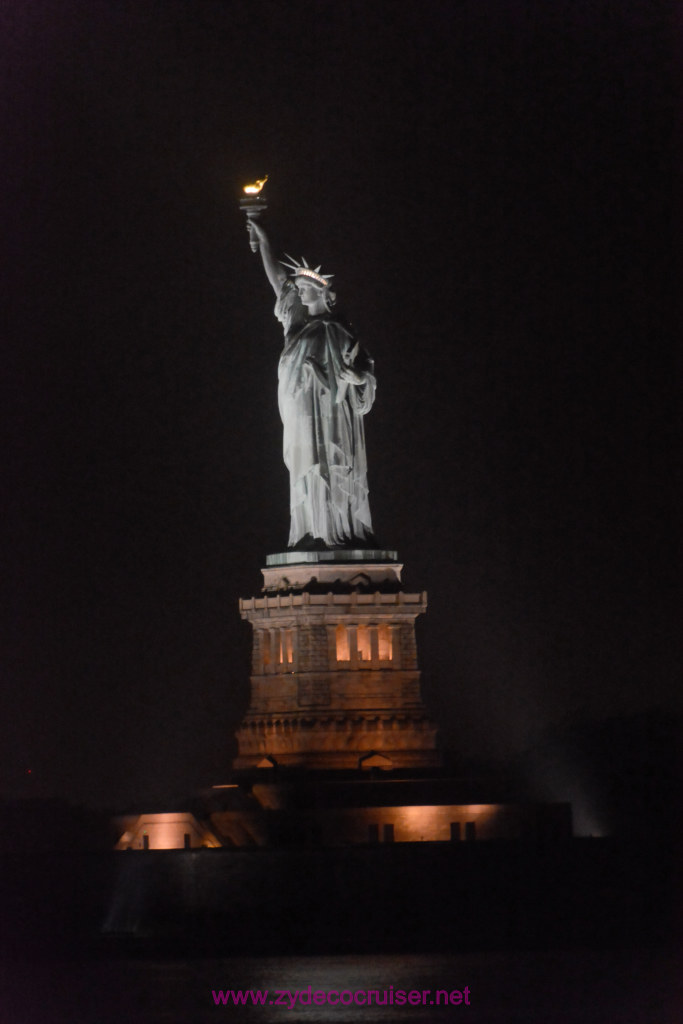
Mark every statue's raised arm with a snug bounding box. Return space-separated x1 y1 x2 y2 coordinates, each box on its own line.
242 196 377 551
248 219 286 296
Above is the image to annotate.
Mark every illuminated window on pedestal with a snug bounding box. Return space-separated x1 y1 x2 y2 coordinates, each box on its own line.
279 629 293 665
335 623 350 661
377 624 393 661
335 624 394 666
357 625 371 661
262 629 294 672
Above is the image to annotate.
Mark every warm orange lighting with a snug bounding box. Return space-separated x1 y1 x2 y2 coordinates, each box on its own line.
336 623 350 661
357 625 371 661
243 175 268 195
264 627 294 668
114 813 221 850
282 629 293 664
378 623 393 661
336 624 392 663
402 805 440 829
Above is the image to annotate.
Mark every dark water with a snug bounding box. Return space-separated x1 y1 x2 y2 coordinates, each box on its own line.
2 948 680 1024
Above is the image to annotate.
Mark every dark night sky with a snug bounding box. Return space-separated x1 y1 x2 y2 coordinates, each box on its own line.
1 0 678 810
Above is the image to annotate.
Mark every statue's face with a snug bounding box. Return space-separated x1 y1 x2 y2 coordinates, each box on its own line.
295 278 320 303
295 278 327 312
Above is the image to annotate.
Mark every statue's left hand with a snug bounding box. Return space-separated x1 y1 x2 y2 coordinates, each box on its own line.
339 366 365 386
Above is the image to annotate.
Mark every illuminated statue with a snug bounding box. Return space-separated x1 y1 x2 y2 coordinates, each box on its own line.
246 217 376 549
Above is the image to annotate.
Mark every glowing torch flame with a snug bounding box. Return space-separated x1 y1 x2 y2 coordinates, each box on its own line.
243 175 268 196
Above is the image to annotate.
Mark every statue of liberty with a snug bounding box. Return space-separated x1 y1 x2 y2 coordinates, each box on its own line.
246 217 377 550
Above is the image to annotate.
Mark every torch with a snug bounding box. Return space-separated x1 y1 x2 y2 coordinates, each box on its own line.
240 175 268 252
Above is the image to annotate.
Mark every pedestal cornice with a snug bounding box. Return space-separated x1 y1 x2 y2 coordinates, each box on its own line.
240 589 427 624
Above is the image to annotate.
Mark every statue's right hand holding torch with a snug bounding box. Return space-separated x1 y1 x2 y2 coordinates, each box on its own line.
246 216 265 252
240 180 286 296
240 176 268 251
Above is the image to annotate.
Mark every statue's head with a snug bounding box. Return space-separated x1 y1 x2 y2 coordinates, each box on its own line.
281 255 336 312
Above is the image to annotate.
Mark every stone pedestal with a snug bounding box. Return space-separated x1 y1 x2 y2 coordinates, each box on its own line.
234 552 440 770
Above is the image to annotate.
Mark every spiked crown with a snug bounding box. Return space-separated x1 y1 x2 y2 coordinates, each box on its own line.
280 254 334 290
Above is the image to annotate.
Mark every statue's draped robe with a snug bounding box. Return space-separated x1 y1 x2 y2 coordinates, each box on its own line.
275 281 376 548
